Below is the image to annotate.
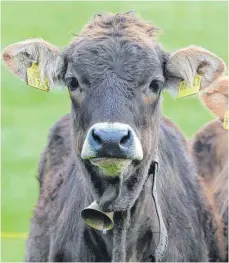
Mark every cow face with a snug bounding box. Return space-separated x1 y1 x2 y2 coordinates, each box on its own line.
61 37 164 176
2 13 225 210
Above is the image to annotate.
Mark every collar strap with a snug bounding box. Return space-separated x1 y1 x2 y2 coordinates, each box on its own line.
148 160 168 262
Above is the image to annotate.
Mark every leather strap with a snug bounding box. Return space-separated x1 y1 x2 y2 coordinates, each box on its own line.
148 158 168 262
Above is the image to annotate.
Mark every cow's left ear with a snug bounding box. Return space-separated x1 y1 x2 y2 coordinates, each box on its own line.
165 46 226 92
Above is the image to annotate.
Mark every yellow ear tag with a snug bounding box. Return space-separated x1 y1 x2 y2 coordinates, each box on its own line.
27 62 50 92
178 74 201 98
223 111 228 130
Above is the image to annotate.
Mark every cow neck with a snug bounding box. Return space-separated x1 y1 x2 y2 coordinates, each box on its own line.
112 210 131 262
111 150 168 262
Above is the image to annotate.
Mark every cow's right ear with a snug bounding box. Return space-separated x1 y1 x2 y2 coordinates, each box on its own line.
164 46 226 94
2 39 61 88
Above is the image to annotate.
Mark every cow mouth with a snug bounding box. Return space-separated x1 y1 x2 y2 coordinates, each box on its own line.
89 157 131 176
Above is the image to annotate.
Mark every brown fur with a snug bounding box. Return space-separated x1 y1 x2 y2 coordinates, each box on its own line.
190 77 228 261
200 76 228 121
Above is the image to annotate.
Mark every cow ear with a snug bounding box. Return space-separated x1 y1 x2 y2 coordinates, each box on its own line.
165 46 226 94
2 39 61 89
200 76 228 121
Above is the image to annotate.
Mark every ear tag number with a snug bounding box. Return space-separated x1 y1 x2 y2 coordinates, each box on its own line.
223 111 228 130
27 62 50 92
178 74 201 98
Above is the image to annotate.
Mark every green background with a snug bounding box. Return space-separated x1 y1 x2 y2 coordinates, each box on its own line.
1 1 228 261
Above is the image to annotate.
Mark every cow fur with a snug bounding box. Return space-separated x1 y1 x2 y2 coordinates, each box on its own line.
190 77 228 262
2 12 225 262
23 113 219 262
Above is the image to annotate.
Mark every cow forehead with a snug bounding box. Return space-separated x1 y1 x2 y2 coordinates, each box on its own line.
62 38 164 84
76 12 161 45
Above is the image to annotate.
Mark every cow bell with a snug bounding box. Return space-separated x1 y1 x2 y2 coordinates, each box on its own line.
81 201 114 232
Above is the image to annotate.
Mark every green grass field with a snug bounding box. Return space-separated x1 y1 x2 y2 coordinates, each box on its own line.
1 1 228 261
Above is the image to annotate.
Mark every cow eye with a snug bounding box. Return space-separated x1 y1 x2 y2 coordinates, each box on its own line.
65 77 79 91
149 80 162 93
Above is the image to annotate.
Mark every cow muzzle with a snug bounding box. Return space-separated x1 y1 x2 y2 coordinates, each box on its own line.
81 122 143 176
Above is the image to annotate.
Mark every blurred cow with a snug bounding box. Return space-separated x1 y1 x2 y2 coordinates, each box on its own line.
190 77 228 261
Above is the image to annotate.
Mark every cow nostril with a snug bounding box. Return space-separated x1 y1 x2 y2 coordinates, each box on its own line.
92 129 103 145
120 130 131 146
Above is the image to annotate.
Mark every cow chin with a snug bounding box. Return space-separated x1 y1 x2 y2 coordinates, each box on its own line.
89 157 132 176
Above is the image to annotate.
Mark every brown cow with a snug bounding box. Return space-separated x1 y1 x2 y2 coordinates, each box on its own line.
190 77 228 261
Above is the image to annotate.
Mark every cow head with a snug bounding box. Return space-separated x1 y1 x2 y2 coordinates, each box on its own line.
2 12 225 211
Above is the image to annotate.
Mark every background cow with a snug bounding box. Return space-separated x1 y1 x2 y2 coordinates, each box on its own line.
190 77 228 261
2 12 226 262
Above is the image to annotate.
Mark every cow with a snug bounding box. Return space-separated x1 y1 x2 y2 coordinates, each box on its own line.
190 77 228 261
2 12 226 262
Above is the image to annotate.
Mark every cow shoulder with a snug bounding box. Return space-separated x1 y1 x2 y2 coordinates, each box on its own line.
38 113 72 190
161 116 187 149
